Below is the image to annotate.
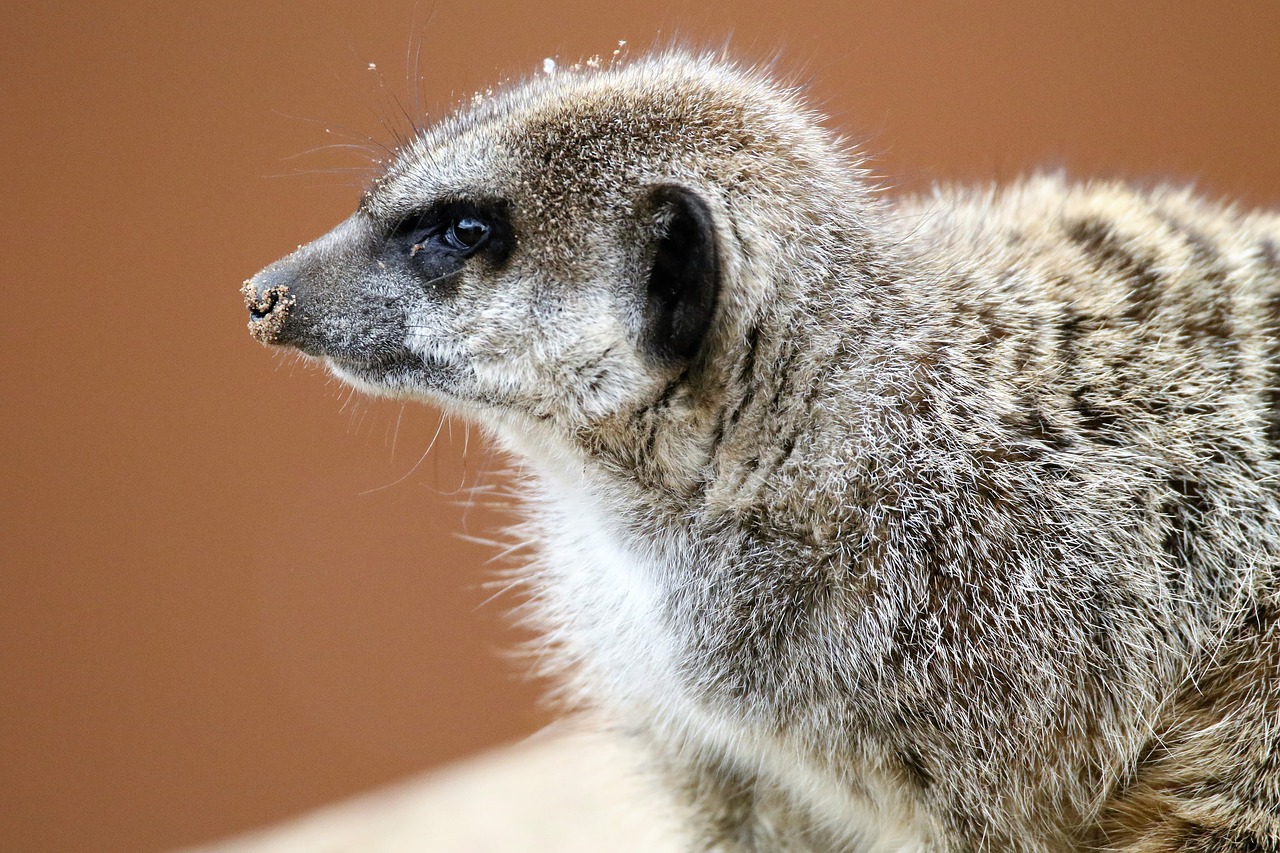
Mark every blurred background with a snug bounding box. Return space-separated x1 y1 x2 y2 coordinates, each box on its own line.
3 2 1279 850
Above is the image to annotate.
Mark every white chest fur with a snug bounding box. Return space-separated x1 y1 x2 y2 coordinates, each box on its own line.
531 482 924 852
536 483 680 704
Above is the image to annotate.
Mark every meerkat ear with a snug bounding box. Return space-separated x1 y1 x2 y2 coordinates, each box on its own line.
640 184 720 363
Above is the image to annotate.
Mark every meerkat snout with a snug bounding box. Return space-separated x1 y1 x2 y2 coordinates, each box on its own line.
244 51 1280 851
243 214 423 374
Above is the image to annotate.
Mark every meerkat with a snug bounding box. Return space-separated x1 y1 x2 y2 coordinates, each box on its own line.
242 52 1280 851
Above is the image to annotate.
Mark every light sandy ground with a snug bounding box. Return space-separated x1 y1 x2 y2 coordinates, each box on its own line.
181 728 688 853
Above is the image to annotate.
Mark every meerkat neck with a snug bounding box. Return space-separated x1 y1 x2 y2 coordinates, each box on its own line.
497 200 957 538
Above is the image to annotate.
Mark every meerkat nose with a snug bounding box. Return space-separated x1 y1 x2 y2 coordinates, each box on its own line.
242 264 299 346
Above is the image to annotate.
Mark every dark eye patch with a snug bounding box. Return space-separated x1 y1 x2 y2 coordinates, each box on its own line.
388 199 514 293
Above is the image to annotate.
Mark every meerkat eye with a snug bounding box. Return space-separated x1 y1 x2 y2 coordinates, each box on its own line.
445 216 491 252
390 202 511 291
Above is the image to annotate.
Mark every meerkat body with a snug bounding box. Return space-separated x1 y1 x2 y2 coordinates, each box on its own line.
244 53 1280 851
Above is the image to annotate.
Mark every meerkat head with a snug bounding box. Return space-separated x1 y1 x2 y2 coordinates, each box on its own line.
244 52 871 476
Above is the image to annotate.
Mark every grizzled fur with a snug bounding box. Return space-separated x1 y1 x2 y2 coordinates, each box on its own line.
244 53 1280 851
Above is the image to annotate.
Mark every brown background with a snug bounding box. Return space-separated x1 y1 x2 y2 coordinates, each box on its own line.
3 2 1278 851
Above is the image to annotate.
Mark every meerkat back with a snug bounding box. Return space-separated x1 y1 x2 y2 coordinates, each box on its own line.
243 52 1280 852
